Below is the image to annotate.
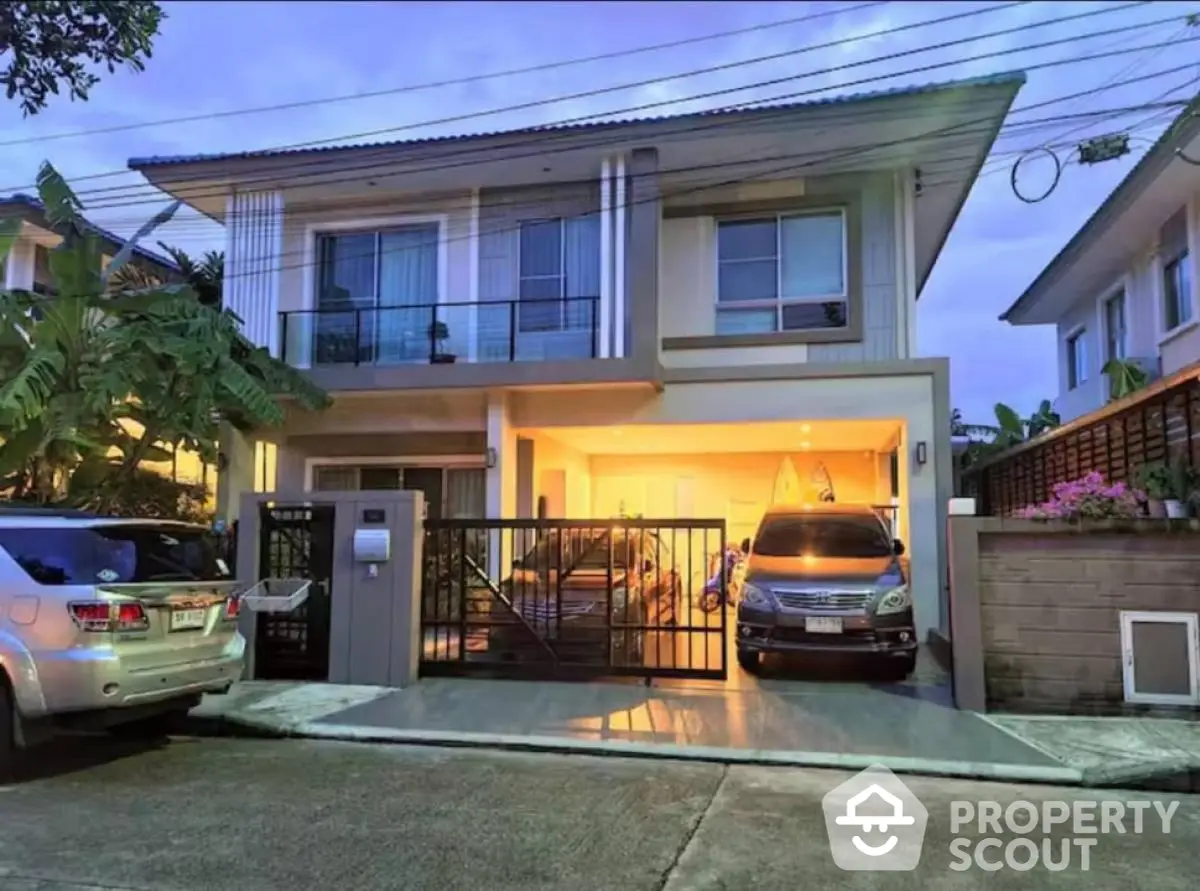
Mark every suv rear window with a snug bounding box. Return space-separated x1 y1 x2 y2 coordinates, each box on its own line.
752 514 893 559
0 524 233 586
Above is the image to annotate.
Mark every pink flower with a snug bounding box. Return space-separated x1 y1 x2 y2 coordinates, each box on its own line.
1013 473 1142 521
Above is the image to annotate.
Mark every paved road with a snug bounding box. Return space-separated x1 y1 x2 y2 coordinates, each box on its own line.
0 736 1195 890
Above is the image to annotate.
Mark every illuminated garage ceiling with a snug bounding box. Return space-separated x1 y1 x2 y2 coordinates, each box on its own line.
534 420 902 456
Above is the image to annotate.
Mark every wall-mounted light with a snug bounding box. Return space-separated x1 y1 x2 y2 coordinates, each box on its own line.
485 447 497 469
915 441 928 466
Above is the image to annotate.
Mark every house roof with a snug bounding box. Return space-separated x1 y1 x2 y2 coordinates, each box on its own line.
1000 96 1200 325
127 71 1027 169
0 192 180 274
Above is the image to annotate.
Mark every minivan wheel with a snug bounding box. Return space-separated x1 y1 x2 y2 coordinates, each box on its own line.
884 653 918 681
736 648 761 674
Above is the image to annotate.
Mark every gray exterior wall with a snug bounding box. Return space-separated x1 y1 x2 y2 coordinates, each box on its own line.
806 173 898 363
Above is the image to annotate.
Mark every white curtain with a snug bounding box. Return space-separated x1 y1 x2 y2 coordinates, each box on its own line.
378 225 439 363
564 214 601 336
780 212 844 298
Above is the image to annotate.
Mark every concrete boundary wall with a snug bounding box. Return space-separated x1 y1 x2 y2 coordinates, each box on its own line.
949 516 1200 714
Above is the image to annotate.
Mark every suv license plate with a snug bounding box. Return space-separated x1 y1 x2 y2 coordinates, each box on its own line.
805 616 843 634
170 608 207 631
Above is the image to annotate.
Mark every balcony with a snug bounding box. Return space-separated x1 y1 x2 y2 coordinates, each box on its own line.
277 297 656 391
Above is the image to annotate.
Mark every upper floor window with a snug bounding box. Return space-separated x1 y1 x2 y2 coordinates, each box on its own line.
316 225 439 310
1162 251 1193 332
1067 328 1088 390
517 216 599 333
1104 289 1126 362
715 209 847 335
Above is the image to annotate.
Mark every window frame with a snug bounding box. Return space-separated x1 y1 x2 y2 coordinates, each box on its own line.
1120 610 1200 706
714 207 849 334
517 218 568 333
1161 249 1193 334
1102 287 1127 363
311 219 444 312
1066 326 1088 391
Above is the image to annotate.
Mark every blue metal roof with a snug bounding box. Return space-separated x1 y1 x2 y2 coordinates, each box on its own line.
0 193 181 273
128 70 1026 169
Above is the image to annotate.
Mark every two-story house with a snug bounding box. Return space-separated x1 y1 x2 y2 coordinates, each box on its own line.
1001 99 1200 422
128 72 1023 646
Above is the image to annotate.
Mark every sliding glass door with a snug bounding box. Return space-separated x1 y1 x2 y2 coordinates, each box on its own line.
315 224 439 364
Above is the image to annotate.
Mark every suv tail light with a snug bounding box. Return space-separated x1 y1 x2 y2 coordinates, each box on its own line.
224 595 241 620
69 602 150 632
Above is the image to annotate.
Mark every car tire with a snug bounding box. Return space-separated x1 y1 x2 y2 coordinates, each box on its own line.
0 678 15 771
736 648 761 674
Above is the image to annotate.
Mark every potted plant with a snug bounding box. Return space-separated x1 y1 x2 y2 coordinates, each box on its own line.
428 320 456 364
1134 459 1198 518
1165 458 1199 518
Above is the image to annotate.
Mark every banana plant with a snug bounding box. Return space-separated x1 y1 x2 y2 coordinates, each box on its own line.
0 161 329 509
1102 358 1151 401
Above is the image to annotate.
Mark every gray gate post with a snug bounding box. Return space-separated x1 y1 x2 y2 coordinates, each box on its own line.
235 494 262 680
235 490 426 688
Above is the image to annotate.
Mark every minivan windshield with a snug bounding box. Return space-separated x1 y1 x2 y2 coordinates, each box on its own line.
0 524 233 586
752 514 894 559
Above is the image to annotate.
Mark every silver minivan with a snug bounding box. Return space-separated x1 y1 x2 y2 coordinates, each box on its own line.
0 508 245 764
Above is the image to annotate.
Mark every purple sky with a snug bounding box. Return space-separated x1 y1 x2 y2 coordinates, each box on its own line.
1 1 1194 424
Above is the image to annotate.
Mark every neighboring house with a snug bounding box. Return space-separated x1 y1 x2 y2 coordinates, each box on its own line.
1 192 180 294
1001 99 1200 423
129 72 1023 645
1 193 213 500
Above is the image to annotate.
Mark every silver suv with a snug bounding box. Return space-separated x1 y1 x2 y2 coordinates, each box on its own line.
0 508 245 764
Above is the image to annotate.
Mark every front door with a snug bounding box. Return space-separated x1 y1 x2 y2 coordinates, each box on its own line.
403 467 444 519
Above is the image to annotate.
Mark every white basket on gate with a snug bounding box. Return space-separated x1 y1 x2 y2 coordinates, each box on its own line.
239 578 312 614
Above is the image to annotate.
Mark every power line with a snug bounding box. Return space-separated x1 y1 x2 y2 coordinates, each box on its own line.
79 19 1200 218
69 100 1195 239
920 94 1195 190
112 97 1195 236
69 59 1200 239
4 0 1137 196
197 79 1200 288
0 0 1018 190
0 2 889 149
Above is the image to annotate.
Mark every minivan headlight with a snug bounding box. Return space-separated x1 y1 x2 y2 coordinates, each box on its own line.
741 582 771 608
875 585 911 616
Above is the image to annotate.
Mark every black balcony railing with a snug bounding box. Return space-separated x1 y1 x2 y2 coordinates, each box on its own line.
279 297 600 367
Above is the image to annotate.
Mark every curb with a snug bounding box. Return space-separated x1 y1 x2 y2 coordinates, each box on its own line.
183 714 1086 786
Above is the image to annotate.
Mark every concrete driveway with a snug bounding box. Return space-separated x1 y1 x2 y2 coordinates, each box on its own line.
0 737 1195 890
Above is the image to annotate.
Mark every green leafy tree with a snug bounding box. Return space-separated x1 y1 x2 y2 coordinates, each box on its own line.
111 244 224 306
0 1 165 116
0 161 328 515
952 401 1061 480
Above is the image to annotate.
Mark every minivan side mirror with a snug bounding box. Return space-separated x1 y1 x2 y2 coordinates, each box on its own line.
740 538 752 554
892 539 906 556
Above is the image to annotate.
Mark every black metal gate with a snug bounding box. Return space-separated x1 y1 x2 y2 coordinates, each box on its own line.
420 518 728 682
254 504 335 681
